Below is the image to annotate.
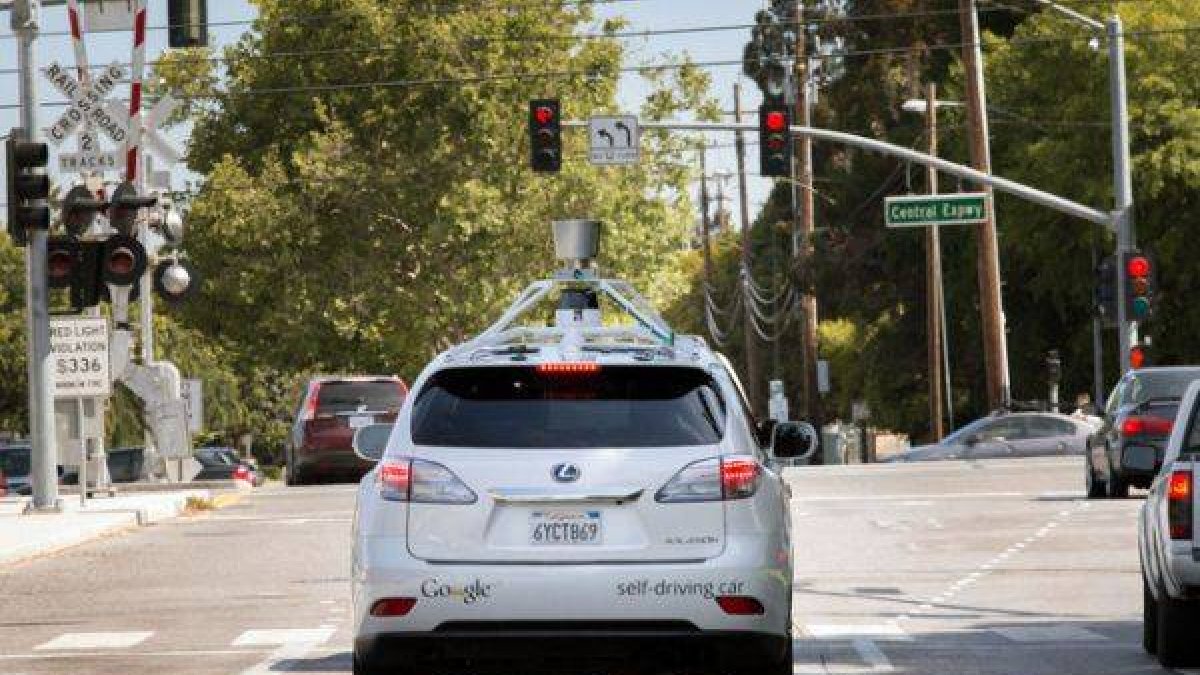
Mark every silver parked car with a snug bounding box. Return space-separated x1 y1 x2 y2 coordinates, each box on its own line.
350 255 814 674
1139 379 1200 667
888 412 1094 462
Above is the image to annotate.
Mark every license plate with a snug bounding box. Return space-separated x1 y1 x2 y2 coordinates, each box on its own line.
529 510 602 545
348 415 375 429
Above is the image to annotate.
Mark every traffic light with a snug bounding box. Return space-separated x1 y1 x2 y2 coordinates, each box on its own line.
108 181 158 236
1130 343 1150 369
1123 249 1155 321
100 234 148 290
1094 255 1117 324
62 185 107 238
529 99 561 173
5 128 50 246
759 105 792 178
168 0 208 48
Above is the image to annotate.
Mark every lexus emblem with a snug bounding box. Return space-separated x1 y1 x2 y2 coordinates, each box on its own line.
552 463 581 483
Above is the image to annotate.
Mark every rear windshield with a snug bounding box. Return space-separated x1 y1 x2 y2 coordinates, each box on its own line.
0 448 31 477
316 380 404 414
1128 370 1200 406
411 366 725 448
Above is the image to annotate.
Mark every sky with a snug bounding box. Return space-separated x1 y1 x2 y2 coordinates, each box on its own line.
0 0 770 225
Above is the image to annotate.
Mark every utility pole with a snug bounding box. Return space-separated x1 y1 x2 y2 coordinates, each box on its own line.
924 83 946 440
13 0 60 511
958 0 1011 410
1107 15 1136 373
699 149 713 291
794 0 822 434
734 83 763 413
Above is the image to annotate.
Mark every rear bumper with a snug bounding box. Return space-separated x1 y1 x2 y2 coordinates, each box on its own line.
294 448 373 478
355 627 789 671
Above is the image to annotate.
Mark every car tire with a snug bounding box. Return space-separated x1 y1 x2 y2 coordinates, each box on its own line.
285 451 302 487
1157 593 1200 667
1108 473 1130 499
1143 573 1158 655
1085 454 1107 499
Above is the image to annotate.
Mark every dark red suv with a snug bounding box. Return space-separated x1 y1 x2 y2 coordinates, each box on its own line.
286 376 408 485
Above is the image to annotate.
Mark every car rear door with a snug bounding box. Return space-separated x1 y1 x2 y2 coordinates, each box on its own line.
402 365 730 564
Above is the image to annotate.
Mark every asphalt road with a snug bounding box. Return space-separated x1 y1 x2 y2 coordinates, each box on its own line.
0 457 1188 675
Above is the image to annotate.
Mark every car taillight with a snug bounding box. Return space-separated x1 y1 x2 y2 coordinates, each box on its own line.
656 456 761 503
1169 470 1193 540
715 596 765 615
233 465 250 481
370 597 417 617
1121 415 1173 437
303 383 322 419
721 457 760 499
379 458 476 504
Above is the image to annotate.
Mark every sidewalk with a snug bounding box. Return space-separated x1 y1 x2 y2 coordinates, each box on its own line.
0 489 232 566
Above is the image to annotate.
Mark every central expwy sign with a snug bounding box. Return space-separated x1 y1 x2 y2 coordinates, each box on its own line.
884 192 990 228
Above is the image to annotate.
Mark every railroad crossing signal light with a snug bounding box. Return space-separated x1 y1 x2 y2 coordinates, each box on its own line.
108 181 158 237
5 129 50 246
153 258 200 305
47 237 103 308
62 185 107 238
1122 249 1155 321
529 99 562 173
101 234 148 289
758 105 792 178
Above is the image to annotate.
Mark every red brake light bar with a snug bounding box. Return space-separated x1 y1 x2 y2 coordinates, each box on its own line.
1121 416 1173 437
536 362 600 375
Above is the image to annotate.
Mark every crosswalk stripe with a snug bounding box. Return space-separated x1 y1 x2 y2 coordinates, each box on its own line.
231 628 335 647
34 632 154 651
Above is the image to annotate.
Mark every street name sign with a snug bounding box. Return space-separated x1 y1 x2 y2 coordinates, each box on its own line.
50 316 111 398
43 61 129 147
884 192 989 228
588 115 639 165
84 0 136 32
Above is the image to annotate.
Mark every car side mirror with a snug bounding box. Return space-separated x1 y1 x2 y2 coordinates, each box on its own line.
772 421 818 460
352 423 393 462
966 433 982 446
756 419 779 448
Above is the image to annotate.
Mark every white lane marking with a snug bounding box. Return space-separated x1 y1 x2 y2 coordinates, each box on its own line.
994 625 1106 642
235 628 335 675
805 624 908 640
853 638 895 672
0 649 271 660
35 632 153 651
232 628 335 647
793 492 1025 502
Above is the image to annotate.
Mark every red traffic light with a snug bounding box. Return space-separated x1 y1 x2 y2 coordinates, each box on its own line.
1130 346 1146 369
764 111 787 132
1127 255 1150 278
534 106 556 125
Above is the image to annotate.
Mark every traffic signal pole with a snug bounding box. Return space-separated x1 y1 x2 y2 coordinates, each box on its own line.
1108 15 1136 372
12 0 60 511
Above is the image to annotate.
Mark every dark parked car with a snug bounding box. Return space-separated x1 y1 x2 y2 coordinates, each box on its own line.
286 376 407 486
888 412 1093 462
106 446 145 483
194 447 260 485
0 445 32 496
1087 366 1200 499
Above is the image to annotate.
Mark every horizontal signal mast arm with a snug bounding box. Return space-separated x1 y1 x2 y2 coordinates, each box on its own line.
562 119 1112 227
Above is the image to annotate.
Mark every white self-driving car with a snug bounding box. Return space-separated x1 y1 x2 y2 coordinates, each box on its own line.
351 221 814 675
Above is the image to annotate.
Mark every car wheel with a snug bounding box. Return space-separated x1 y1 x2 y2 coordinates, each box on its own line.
1108 472 1130 499
1085 454 1107 499
1157 593 1200 667
731 633 792 675
285 451 302 487
1143 573 1158 654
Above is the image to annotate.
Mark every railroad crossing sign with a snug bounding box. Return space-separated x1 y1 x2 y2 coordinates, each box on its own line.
50 316 112 398
43 61 129 147
884 192 990 228
588 115 639 165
